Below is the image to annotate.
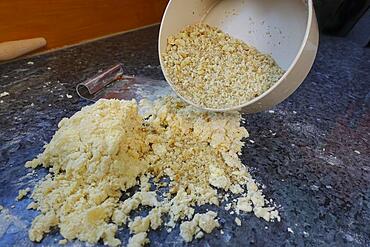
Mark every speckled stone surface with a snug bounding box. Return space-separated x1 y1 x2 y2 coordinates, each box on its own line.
0 25 369 247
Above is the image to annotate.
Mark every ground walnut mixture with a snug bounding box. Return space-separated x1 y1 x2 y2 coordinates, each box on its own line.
162 23 285 109
24 97 279 246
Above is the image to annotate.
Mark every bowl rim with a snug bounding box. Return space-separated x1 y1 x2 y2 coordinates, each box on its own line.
158 0 315 112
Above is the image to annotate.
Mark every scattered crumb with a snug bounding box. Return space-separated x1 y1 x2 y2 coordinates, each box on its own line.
220 229 224 234
58 239 67 245
234 217 242 226
47 67 51 70
66 94 73 99
0 92 10 98
195 231 204 239
27 61 34 65
310 185 319 191
127 232 149 247
287 227 294 234
236 197 252 213
27 202 38 210
180 211 219 242
16 188 31 201
0 100 3 103
354 150 361 154
11 205 15 208
249 139 255 144
268 110 275 113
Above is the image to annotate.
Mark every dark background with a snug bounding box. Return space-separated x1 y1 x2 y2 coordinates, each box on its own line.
314 0 370 39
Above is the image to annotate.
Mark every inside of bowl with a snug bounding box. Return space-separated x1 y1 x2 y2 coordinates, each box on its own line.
203 0 308 70
160 0 309 71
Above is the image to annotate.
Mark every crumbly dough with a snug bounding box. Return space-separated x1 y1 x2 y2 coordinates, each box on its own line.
58 239 67 245
0 91 10 98
162 23 285 109
127 232 149 247
16 188 30 201
235 217 242 226
26 99 147 246
180 211 219 242
24 97 279 246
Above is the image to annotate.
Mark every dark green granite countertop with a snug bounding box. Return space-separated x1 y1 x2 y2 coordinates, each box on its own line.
0 25 369 246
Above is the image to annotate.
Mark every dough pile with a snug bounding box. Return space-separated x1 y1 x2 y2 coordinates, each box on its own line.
162 23 284 109
25 97 279 246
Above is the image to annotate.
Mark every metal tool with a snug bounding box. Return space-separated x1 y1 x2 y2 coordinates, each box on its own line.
76 64 172 102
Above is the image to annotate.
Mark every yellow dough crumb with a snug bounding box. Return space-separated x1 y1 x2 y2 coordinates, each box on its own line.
180 211 219 242
58 239 67 245
16 188 30 201
24 97 279 246
127 232 149 247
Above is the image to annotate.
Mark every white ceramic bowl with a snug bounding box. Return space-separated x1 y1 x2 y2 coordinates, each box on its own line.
158 0 319 113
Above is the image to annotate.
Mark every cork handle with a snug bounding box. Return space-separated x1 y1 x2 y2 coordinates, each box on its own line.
0 37 47 61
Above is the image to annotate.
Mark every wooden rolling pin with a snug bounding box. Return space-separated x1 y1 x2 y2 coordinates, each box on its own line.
0 37 47 61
